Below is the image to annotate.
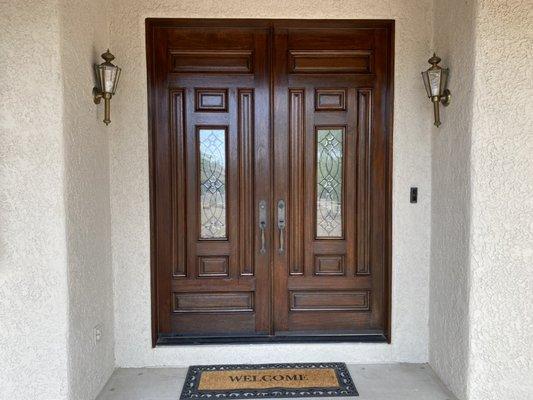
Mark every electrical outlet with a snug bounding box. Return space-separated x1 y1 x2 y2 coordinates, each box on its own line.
93 324 103 344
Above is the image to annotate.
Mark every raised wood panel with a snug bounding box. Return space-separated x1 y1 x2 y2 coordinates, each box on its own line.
198 256 229 277
238 89 255 276
287 311 372 332
195 88 228 111
290 291 370 311
314 255 345 276
288 50 373 74
288 89 305 276
356 90 372 275
173 292 254 313
170 89 187 277
315 89 346 111
169 313 256 335
170 50 253 73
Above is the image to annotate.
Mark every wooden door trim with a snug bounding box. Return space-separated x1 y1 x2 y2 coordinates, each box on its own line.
146 18 394 347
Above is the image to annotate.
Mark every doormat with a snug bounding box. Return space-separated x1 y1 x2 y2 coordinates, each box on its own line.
180 362 358 399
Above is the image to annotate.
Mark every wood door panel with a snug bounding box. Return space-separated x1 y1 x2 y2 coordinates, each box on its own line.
289 50 373 74
314 255 346 276
286 312 373 333
170 313 256 335
195 88 229 111
315 89 347 111
197 256 230 277
170 50 254 74
289 291 370 311
148 21 271 341
173 292 254 313
148 19 393 344
272 22 392 339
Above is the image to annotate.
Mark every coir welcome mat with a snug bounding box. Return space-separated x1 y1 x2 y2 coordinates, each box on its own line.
180 363 358 399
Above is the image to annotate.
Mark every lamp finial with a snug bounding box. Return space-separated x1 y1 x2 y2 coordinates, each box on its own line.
101 49 115 64
428 53 441 66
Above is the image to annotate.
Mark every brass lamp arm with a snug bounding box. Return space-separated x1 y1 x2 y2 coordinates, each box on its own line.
430 89 451 127
93 88 113 125
438 89 451 106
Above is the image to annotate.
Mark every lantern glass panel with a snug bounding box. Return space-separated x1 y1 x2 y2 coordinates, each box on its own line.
95 64 121 94
427 68 442 97
439 68 449 96
422 71 432 98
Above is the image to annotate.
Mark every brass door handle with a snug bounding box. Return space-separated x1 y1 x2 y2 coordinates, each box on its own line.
277 200 286 254
258 200 267 254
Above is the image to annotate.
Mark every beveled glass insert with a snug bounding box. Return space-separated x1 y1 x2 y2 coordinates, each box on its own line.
199 129 227 239
316 128 343 238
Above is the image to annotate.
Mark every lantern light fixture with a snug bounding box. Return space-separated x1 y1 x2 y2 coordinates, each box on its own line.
421 53 451 127
93 49 121 125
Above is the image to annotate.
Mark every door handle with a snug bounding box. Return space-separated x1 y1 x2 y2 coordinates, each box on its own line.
277 200 286 254
258 200 267 254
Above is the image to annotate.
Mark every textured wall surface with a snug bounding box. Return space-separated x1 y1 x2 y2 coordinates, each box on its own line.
0 1 70 399
60 1 116 399
467 0 533 398
108 0 434 366
0 1 115 399
430 1 533 399
3 2 529 399
429 0 476 398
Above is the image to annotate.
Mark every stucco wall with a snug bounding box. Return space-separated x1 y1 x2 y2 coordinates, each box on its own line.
429 0 476 398
0 1 115 399
0 1 70 399
467 0 533 398
60 0 116 399
109 0 434 366
2 1 531 399
430 0 533 399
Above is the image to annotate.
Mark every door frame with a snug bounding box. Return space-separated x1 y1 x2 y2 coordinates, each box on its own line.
146 18 394 347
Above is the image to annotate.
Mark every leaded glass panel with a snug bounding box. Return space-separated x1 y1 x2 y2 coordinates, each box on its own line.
199 129 227 239
316 128 343 238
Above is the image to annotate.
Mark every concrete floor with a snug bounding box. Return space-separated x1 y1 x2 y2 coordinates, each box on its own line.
96 364 457 400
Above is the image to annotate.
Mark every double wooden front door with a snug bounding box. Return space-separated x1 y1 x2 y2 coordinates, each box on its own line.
147 19 393 344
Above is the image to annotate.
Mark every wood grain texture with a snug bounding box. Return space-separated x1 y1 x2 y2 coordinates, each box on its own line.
315 89 346 111
290 291 370 311
273 21 392 337
173 292 254 313
289 50 373 74
288 89 305 276
195 88 228 111
238 89 255 276
147 19 393 343
148 21 271 338
170 50 253 73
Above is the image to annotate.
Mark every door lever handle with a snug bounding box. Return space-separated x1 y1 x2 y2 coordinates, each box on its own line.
277 200 286 254
258 200 267 254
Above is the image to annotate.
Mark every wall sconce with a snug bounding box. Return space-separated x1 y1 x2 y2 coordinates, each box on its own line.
421 53 451 127
93 49 121 125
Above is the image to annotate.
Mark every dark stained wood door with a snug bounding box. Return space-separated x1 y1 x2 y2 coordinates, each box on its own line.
147 21 272 341
147 19 393 345
272 21 393 339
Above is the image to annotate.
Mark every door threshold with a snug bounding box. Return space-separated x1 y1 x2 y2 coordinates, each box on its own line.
157 332 388 346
